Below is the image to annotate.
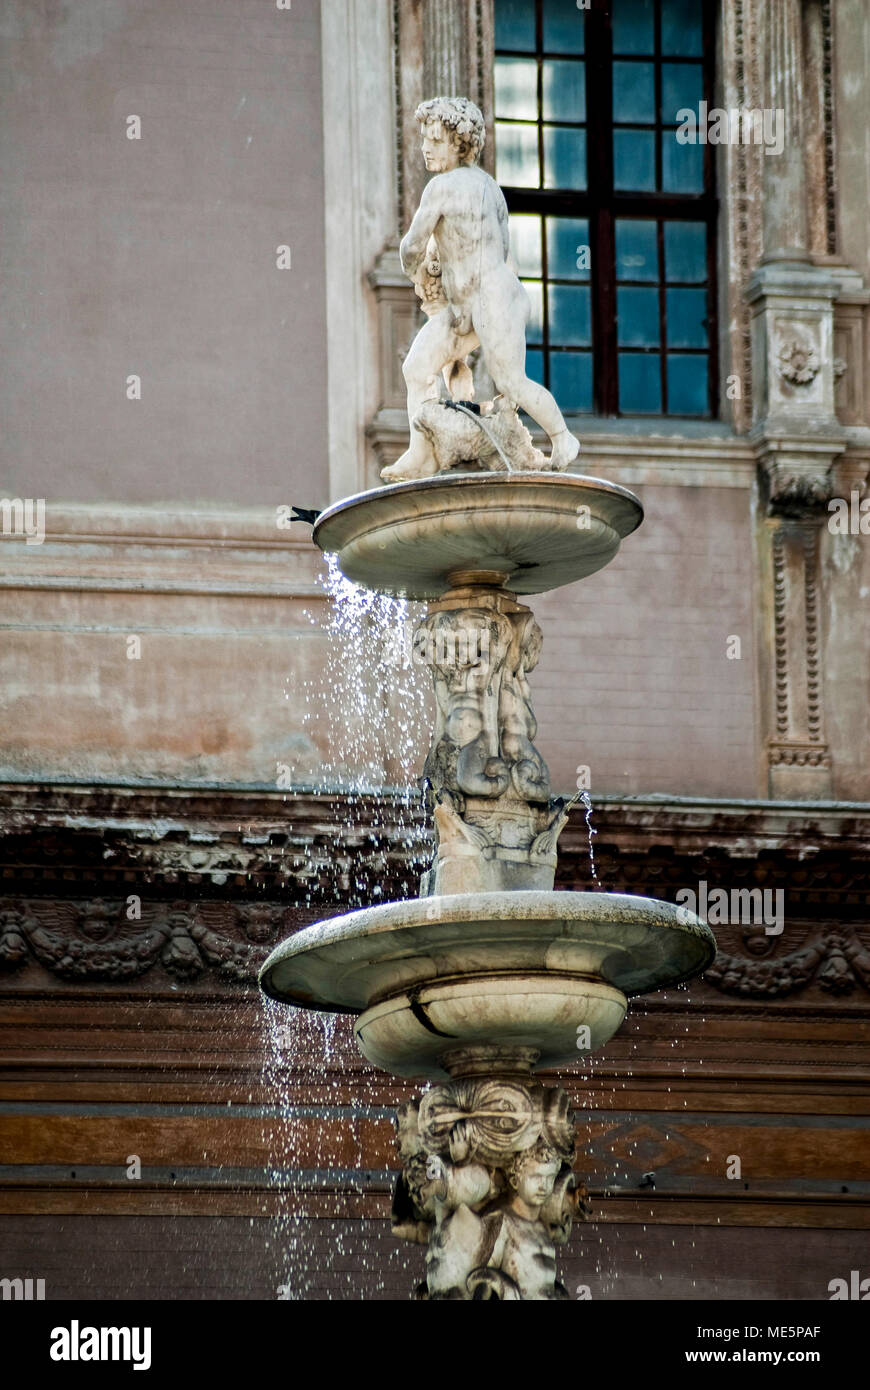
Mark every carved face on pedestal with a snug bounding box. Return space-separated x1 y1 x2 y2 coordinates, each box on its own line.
508 1147 561 1218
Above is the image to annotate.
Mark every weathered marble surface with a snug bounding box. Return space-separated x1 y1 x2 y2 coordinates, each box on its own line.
380 97 580 483
313 472 643 599
392 1073 588 1300
258 890 715 1076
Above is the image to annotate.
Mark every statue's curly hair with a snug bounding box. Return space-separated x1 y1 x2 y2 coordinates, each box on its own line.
415 96 485 164
506 1138 561 1187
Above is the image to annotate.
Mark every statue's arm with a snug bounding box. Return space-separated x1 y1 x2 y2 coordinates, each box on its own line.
400 181 444 279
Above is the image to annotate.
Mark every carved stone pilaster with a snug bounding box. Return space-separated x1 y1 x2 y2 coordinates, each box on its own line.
760 0 808 262
391 1064 587 1300
746 264 844 439
366 243 420 480
765 519 832 799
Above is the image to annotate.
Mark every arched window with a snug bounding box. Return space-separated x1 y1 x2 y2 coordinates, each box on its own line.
494 0 717 417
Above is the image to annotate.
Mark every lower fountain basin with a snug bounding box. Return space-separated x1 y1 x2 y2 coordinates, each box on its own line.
312 472 643 599
259 891 715 1079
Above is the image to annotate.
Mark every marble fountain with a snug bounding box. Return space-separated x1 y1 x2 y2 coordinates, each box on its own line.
260 97 715 1300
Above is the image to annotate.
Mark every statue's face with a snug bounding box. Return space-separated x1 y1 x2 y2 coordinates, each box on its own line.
421 120 463 173
514 1157 560 1208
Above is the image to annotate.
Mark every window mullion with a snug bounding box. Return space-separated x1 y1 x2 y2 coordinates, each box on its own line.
587 5 617 415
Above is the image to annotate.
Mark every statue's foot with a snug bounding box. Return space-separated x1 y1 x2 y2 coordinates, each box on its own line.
380 450 439 483
548 429 580 472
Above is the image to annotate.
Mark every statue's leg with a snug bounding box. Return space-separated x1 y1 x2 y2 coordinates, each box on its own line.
381 313 478 482
479 316 580 470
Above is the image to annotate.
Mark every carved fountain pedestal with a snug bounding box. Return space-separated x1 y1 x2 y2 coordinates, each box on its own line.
260 470 716 1300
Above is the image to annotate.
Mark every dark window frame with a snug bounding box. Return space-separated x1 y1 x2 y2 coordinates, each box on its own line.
495 0 719 418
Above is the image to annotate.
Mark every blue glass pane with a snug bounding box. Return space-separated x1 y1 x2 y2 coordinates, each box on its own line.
543 126 587 189
526 347 545 386
550 351 593 411
617 287 660 346
543 0 586 54
613 62 655 124
667 353 708 413
495 0 537 51
496 122 539 187
612 0 654 55
524 281 545 340
664 221 707 281
661 62 704 123
615 220 658 281
547 217 590 280
662 132 704 191
666 288 708 347
542 59 586 122
511 215 543 277
549 284 591 346
661 0 704 56
495 57 538 120
614 130 656 190
619 353 662 412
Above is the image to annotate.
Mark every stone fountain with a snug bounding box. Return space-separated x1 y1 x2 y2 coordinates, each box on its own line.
260 97 715 1300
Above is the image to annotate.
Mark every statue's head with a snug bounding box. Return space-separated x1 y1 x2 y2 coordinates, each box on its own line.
507 1139 561 1210
416 96 485 171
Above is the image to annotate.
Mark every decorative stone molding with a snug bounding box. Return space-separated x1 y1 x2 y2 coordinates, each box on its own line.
705 927 870 998
764 520 832 797
746 265 844 434
0 899 288 984
392 1072 587 1300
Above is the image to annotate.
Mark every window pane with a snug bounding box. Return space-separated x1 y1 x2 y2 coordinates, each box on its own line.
495 0 537 51
549 284 591 345
613 61 655 124
666 288 708 347
614 130 656 190
615 220 659 281
511 214 543 277
495 57 539 120
667 353 708 413
542 58 586 122
664 221 707 281
524 281 545 340
547 217 590 280
526 347 545 386
661 132 704 191
661 62 704 123
550 351 593 411
617 287 660 346
612 0 655 55
619 353 662 412
661 0 704 57
543 0 586 55
543 126 586 189
496 122 539 187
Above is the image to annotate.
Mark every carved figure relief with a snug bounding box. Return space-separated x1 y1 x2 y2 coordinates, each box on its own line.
392 1078 587 1300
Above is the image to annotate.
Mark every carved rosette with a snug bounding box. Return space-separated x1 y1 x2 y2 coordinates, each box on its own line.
391 1073 587 1300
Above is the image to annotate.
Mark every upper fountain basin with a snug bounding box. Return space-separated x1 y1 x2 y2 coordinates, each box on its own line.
312 472 643 599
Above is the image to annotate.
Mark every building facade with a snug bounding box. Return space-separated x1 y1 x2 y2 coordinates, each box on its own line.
1 0 868 1299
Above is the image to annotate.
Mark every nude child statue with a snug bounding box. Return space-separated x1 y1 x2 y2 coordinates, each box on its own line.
381 96 581 483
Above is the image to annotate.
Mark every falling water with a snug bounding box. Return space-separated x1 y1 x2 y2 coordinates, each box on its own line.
283 553 434 906
579 790 600 887
263 557 435 1296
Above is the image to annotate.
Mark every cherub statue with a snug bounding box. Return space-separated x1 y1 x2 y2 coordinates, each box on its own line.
381 96 580 483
